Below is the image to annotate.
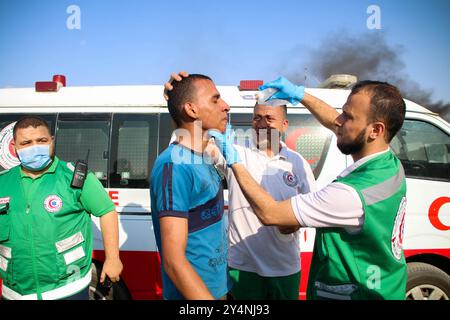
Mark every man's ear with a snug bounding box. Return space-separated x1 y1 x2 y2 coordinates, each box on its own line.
183 102 199 120
369 122 385 140
11 140 19 160
50 136 56 157
282 119 289 132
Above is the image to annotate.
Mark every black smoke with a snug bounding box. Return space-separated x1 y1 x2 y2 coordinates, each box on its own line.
288 32 450 121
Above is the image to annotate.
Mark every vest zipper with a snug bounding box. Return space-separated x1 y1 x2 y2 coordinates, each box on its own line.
21 178 43 300
26 205 42 299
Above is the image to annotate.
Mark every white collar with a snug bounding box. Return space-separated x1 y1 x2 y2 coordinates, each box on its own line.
338 148 391 178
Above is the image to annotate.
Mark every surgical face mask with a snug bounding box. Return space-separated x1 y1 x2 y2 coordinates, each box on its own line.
16 144 53 171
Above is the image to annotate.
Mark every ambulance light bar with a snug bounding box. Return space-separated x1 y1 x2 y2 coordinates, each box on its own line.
239 80 263 91
35 75 66 92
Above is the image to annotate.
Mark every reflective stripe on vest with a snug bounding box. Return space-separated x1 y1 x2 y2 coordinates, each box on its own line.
361 166 405 206
1 267 92 300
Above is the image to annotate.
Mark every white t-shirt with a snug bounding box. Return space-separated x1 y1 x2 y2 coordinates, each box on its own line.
226 142 316 277
290 148 391 233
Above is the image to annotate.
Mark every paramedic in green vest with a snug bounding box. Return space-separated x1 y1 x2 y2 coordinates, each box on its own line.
0 116 123 300
209 77 408 300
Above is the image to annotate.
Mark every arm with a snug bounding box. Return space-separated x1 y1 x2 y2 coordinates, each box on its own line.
232 162 364 230
278 156 317 234
260 77 340 134
79 173 123 284
231 163 300 227
99 210 123 283
160 216 214 300
208 126 299 227
209 126 363 230
301 92 339 134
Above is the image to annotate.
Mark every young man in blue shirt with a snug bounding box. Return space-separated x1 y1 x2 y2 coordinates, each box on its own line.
150 73 231 299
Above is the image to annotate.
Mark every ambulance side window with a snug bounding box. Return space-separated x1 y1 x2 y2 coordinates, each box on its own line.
391 119 450 181
0 114 56 172
229 113 253 147
158 113 176 153
110 114 159 188
55 114 111 187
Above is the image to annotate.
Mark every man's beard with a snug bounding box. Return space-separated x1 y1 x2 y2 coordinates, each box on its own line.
337 128 367 155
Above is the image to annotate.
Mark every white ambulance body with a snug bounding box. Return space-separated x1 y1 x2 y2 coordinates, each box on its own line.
0 80 448 300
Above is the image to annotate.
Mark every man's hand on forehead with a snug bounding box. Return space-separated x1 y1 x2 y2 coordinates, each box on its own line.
163 71 189 101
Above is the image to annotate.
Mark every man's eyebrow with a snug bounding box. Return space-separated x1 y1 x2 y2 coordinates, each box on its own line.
212 93 220 100
341 107 351 117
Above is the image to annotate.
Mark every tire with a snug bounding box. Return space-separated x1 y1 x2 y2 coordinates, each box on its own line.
406 262 450 300
89 261 132 300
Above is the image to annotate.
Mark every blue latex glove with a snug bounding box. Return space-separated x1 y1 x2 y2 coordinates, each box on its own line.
259 76 305 104
207 124 241 167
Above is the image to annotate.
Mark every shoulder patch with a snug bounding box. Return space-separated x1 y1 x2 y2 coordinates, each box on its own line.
283 171 299 187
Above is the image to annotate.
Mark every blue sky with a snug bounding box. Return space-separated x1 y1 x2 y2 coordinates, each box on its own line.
0 0 449 107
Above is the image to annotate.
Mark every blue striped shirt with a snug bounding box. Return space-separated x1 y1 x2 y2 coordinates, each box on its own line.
150 143 230 299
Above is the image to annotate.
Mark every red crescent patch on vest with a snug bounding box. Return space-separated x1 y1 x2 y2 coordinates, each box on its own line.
44 195 63 213
391 197 407 260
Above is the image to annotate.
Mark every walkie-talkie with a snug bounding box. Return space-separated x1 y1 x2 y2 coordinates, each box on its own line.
71 149 90 189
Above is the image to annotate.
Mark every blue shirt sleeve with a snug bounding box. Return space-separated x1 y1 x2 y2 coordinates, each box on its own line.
151 162 192 219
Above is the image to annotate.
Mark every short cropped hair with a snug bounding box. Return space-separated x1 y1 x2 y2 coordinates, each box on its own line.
13 116 51 140
254 103 287 119
167 74 212 127
351 81 406 142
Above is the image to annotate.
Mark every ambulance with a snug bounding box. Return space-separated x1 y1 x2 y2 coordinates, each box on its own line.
0 75 448 300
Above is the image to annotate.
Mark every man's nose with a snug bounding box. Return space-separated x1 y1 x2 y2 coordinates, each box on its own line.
222 100 230 112
335 114 344 127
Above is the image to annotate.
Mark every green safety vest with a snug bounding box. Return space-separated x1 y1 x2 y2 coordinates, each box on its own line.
0 158 94 300
307 151 407 300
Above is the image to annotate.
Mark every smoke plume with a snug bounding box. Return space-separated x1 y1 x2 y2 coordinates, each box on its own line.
289 32 450 121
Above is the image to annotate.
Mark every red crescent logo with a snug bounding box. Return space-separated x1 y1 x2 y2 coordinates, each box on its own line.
428 197 450 231
44 195 63 213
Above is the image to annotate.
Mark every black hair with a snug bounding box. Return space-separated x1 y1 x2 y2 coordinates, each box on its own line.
13 115 51 140
351 80 406 142
167 74 212 127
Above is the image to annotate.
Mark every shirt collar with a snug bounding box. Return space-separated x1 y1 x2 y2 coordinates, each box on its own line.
171 142 204 157
20 156 59 179
337 148 391 178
